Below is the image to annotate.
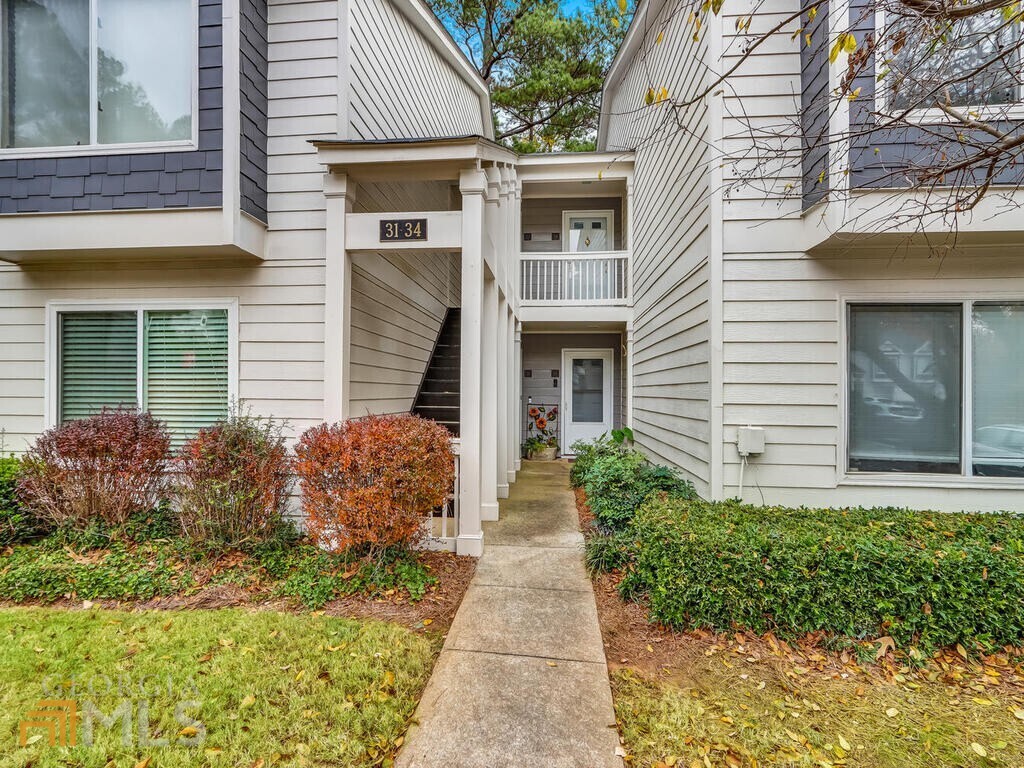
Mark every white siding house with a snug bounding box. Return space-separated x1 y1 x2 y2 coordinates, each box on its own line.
600 0 1024 511
1 0 1021 560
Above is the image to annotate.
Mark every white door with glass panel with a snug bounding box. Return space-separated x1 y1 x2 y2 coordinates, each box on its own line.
562 210 613 252
561 348 614 451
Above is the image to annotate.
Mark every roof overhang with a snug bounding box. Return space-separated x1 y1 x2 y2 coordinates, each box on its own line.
803 188 1024 255
312 135 516 181
0 207 265 264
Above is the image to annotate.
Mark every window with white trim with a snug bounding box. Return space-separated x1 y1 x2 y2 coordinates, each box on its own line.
57 307 229 443
848 302 1024 478
1 0 194 150
884 10 1022 111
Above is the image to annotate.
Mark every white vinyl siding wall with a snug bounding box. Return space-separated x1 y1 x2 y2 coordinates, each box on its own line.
601 0 713 496
348 0 485 139
714 0 1024 511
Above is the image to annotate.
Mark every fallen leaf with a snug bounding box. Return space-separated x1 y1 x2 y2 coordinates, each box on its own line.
135 759 151 768
838 735 851 751
240 695 256 709
422 618 433 626
546 661 558 667
1013 708 1024 720
179 726 199 737
875 636 895 660
24 733 43 746
885 708 900 718
971 743 987 758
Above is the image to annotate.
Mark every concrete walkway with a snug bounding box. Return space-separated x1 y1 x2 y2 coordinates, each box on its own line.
396 460 623 768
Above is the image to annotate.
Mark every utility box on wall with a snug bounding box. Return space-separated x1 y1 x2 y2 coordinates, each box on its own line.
737 426 766 456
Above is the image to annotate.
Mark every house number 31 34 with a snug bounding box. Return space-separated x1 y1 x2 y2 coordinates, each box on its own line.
379 218 428 242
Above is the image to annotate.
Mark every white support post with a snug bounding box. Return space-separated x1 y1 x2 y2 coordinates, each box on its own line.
514 319 522 472
506 303 517 485
457 168 487 556
625 322 635 429
323 172 356 423
496 294 509 499
499 166 514 298
481 272 500 521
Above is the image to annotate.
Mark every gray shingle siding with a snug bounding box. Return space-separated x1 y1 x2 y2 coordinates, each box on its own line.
847 0 1023 190
240 0 268 223
801 2 829 209
0 0 223 214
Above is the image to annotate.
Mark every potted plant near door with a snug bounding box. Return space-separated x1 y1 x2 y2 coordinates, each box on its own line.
523 406 559 460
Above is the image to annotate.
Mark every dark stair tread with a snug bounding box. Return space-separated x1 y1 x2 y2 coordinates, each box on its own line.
411 308 462 435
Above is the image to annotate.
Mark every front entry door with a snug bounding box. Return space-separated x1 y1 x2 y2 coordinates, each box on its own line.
561 348 614 452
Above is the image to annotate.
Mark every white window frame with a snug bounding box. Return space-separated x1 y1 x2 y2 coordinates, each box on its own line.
0 0 200 158
874 7 1024 125
839 296 1024 488
561 209 615 252
44 298 238 428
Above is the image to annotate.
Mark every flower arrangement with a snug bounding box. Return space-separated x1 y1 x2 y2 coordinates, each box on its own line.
523 404 559 458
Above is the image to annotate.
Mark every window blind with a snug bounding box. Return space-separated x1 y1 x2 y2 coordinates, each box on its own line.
58 311 139 422
143 309 229 444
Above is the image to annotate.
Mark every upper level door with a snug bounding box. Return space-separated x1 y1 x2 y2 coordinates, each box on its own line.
563 210 613 252
561 348 614 452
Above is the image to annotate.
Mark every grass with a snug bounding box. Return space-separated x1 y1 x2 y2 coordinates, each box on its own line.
0 607 439 767
612 654 1024 768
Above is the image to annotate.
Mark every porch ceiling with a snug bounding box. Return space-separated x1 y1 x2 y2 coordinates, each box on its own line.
520 179 626 198
520 318 628 333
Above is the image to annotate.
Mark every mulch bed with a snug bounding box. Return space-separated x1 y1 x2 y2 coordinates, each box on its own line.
1 551 476 635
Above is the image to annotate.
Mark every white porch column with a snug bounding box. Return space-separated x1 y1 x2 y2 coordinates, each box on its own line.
514 319 523 472
481 272 500 521
626 322 635 429
323 172 356 423
496 293 509 499
457 168 487 556
506 303 517 484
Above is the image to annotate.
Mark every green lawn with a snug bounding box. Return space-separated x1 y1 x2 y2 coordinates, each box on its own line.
0 607 439 767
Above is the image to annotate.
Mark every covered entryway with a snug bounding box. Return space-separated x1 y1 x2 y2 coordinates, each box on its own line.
562 348 615 447
520 330 627 456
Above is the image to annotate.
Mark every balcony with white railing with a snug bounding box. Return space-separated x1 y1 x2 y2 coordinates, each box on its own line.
519 251 630 306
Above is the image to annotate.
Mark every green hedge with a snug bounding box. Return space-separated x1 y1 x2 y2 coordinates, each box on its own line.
619 496 1024 650
574 444 695 532
0 456 40 546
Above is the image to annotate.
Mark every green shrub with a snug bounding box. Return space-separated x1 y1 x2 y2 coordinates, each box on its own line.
583 450 695 531
569 435 618 487
584 529 634 574
620 496 1024 650
0 456 40 545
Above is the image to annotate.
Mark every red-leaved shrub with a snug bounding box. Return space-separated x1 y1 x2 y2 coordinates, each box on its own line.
294 414 454 555
174 414 292 547
18 409 171 529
